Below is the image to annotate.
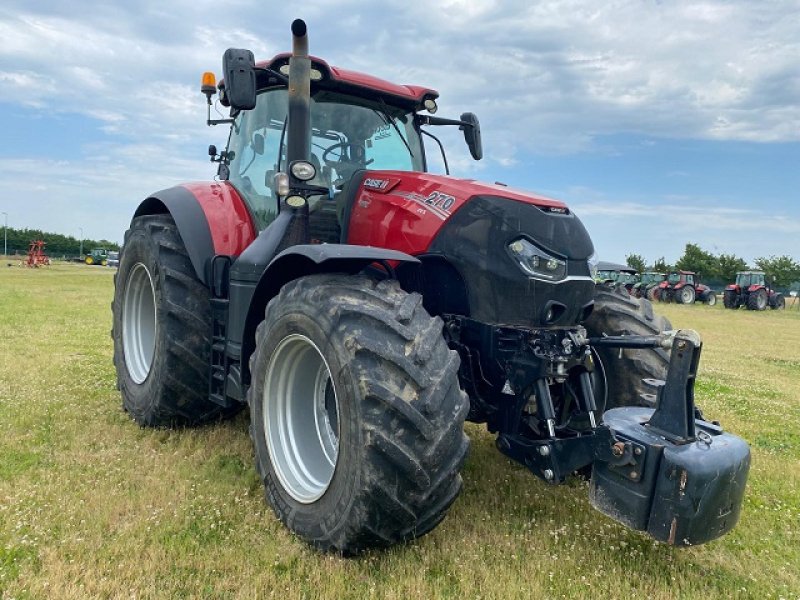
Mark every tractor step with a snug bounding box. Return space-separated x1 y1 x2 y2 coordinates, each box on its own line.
207 254 241 408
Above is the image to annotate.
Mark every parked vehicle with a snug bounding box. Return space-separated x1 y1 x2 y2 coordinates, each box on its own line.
111 20 749 554
657 271 716 305
723 271 785 310
85 248 108 266
631 272 665 300
594 262 638 294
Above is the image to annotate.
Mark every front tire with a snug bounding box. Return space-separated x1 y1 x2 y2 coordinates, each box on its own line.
248 274 469 554
112 214 236 426
585 284 671 409
705 292 717 306
748 288 768 311
723 290 737 309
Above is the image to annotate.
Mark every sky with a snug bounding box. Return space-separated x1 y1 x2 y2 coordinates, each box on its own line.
1 0 798 265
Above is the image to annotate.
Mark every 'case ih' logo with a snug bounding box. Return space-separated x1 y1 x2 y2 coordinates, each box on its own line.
364 178 391 190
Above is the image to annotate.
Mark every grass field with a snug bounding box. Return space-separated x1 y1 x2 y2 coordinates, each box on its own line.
1 263 798 599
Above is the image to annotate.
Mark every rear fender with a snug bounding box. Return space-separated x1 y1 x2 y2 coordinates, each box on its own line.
235 244 420 385
133 183 256 285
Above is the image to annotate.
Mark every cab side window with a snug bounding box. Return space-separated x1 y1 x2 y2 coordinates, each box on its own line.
227 89 288 231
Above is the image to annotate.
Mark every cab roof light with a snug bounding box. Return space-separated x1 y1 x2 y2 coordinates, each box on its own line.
201 72 217 99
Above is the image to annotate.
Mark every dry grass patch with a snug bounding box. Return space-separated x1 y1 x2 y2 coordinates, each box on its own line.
1 265 798 599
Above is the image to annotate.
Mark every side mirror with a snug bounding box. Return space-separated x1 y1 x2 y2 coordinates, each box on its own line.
222 48 257 110
252 133 265 155
460 112 483 160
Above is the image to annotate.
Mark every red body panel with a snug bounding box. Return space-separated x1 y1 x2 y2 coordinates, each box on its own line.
182 182 256 256
346 171 567 255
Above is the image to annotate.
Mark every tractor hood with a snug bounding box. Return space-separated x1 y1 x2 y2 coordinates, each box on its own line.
345 170 589 258
345 170 596 327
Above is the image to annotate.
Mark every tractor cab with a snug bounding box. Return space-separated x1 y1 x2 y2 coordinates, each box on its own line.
735 271 765 289
205 51 482 239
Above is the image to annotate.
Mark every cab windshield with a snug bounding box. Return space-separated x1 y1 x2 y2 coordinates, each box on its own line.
641 273 661 284
736 273 763 287
667 273 681 284
226 88 425 229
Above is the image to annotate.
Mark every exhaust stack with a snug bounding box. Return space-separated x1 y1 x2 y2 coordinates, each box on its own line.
286 19 311 166
276 18 312 249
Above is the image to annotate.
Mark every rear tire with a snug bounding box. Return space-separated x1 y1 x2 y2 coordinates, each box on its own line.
112 214 238 426
678 285 695 304
248 274 469 554
771 295 785 310
747 288 768 311
585 284 671 409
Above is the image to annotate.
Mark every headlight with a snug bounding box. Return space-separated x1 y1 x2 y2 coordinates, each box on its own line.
273 172 290 197
507 238 566 281
290 160 316 181
587 252 599 280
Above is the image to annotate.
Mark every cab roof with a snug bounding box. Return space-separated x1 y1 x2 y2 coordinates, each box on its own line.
254 53 439 110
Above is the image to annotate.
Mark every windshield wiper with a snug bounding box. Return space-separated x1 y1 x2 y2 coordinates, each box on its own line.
375 100 414 158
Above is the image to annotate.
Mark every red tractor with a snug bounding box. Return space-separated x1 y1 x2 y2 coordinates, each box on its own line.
724 271 785 310
111 21 748 554
656 271 717 305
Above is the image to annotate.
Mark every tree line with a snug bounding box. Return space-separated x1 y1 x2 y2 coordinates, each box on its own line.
1 227 120 258
626 244 800 291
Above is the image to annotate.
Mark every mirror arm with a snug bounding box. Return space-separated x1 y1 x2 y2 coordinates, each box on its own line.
420 129 450 175
417 115 471 128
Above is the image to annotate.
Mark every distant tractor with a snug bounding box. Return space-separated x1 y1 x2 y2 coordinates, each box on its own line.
594 262 638 294
632 272 665 300
85 248 109 266
723 271 785 310
657 271 716 305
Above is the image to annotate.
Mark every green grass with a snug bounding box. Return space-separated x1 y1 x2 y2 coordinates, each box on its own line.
1 263 799 599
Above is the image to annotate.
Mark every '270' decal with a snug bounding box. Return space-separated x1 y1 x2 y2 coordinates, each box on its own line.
386 190 457 220
423 191 456 212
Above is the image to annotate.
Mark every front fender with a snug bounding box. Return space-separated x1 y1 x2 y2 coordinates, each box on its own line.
233 244 419 385
133 182 255 285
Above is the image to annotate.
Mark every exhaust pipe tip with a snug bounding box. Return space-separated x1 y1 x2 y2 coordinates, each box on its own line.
291 18 307 38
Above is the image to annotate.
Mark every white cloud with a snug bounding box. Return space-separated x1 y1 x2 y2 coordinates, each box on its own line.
0 0 797 252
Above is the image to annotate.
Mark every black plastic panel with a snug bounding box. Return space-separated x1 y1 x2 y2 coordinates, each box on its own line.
134 187 215 285
427 195 595 326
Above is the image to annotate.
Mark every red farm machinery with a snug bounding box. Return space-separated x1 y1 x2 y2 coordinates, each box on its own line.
25 240 50 267
656 271 717 305
724 271 785 310
111 20 749 554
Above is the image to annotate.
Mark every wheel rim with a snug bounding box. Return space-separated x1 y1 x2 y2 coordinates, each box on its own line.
122 263 157 384
263 334 340 504
681 287 693 303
